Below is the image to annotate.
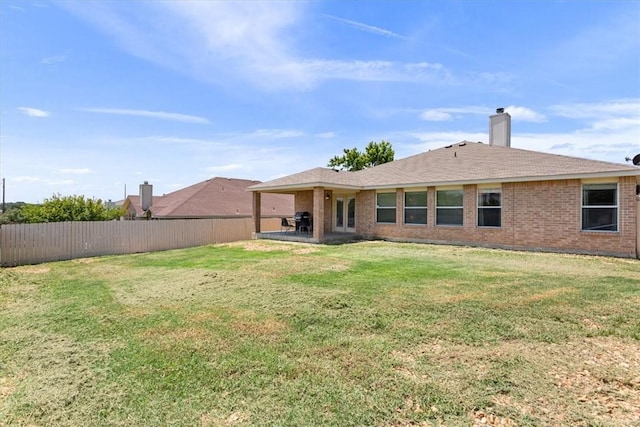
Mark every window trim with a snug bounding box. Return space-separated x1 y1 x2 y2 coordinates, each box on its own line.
376 191 397 224
581 182 619 233
477 186 502 228
403 189 427 225
435 187 464 227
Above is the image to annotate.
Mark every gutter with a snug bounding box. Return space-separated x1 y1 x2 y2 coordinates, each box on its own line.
250 170 640 193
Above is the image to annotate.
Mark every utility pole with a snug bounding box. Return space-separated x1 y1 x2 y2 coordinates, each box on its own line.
2 178 5 213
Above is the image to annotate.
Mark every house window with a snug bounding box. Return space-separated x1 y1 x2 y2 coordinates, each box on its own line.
582 183 618 232
477 188 501 227
376 192 396 223
436 189 463 226
404 191 427 225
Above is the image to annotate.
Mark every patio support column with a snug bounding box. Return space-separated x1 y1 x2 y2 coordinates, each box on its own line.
252 191 261 234
313 187 325 241
636 193 639 259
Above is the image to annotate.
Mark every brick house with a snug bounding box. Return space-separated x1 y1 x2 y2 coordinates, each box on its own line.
249 112 640 258
122 177 293 222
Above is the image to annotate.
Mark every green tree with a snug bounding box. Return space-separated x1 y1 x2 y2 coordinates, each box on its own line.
0 204 27 224
20 194 124 223
328 140 395 171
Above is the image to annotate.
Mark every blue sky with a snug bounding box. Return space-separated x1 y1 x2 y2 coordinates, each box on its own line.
1 0 639 203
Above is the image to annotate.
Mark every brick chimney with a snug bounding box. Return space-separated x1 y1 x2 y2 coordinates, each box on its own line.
489 108 511 147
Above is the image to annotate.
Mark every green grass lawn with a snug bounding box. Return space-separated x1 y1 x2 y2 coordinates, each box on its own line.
1 241 639 426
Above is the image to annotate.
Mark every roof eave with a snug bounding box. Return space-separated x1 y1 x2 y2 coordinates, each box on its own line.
249 182 362 193
363 170 640 190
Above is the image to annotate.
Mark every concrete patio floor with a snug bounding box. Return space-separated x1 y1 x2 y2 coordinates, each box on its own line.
255 231 362 244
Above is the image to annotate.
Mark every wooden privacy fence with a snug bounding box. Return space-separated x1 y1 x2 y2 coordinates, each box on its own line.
0 218 255 267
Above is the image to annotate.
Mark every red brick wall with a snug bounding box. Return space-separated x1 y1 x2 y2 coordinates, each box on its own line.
323 191 332 232
356 177 638 257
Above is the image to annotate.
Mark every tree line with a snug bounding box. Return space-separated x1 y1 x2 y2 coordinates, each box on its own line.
0 194 124 225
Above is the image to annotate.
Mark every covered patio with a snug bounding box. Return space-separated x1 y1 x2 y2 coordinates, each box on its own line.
248 168 363 244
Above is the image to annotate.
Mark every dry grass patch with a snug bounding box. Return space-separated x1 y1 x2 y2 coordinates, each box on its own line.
233 317 289 337
141 326 212 343
0 376 17 403
110 268 238 308
0 330 118 426
1 270 50 317
200 410 248 427
72 257 98 264
393 337 640 425
12 266 51 274
226 240 321 256
225 240 299 252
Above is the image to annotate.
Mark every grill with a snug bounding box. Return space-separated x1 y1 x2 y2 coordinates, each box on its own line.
294 211 312 233
294 211 310 222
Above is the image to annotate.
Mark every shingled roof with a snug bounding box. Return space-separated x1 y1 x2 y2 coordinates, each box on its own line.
249 142 639 191
126 177 293 218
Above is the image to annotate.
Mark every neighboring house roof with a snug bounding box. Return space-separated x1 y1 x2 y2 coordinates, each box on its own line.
125 177 294 218
250 142 640 192
123 195 164 218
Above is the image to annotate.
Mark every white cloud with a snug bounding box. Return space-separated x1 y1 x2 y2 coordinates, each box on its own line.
504 105 547 123
41 54 68 65
288 59 458 87
10 176 76 186
18 107 50 117
82 108 210 124
12 176 44 183
402 131 488 153
401 100 640 164
324 14 407 40
55 2 506 90
400 118 640 166
589 117 640 132
206 164 244 173
315 132 336 138
56 2 306 88
549 99 640 120
514 130 640 165
47 179 76 186
546 100 640 155
418 105 545 122
251 129 305 138
419 110 453 122
57 168 92 175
